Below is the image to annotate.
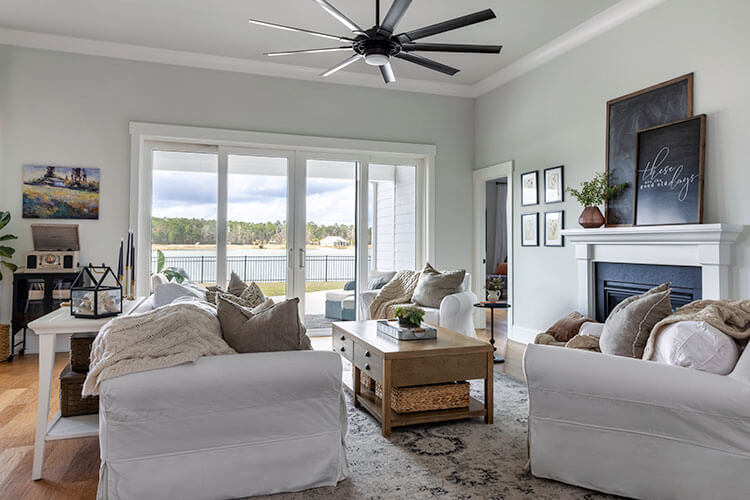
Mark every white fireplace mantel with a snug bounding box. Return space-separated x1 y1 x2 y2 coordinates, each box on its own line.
560 223 744 318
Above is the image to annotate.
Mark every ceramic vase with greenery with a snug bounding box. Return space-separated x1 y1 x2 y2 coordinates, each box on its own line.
566 172 627 228
395 305 425 328
0 211 18 361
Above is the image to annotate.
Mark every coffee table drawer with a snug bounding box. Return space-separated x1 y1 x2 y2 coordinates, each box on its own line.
333 333 353 361
354 344 383 383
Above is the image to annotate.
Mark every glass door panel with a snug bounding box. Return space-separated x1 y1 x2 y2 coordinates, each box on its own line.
227 154 290 299
304 159 358 333
151 151 218 286
368 164 417 272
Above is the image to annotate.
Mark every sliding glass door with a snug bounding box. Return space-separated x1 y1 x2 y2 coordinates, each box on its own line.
146 142 423 333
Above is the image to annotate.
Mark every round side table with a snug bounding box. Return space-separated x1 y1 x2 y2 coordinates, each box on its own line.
473 302 510 363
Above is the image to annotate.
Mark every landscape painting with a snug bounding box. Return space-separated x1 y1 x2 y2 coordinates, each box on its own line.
23 165 100 219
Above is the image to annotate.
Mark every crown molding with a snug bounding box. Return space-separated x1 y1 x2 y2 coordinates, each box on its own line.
0 0 666 99
0 27 474 98
470 0 668 97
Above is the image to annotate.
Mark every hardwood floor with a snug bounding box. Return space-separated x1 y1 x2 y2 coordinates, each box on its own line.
1 324 524 499
0 353 99 500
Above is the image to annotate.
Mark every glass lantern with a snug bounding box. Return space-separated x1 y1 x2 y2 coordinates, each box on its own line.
70 264 123 319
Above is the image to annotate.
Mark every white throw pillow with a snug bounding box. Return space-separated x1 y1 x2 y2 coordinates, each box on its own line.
578 322 605 338
153 282 206 308
653 321 740 375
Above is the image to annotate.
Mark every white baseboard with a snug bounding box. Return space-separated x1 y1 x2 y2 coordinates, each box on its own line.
508 325 538 345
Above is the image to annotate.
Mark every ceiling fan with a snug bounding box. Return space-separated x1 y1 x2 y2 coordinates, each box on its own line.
249 0 502 83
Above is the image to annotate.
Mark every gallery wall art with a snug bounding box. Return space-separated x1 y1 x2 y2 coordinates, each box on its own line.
23 165 100 219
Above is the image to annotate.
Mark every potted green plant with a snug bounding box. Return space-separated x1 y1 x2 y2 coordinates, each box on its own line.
566 172 627 228
155 249 190 283
394 305 425 329
0 211 18 361
485 276 505 301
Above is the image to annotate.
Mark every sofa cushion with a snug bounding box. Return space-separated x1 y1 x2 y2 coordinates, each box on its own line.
412 263 465 308
545 312 594 343
600 287 672 358
217 296 312 353
730 345 750 384
654 321 740 375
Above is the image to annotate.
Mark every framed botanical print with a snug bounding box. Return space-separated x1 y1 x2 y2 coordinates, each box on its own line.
544 165 564 204
544 210 564 247
521 213 539 247
521 171 538 206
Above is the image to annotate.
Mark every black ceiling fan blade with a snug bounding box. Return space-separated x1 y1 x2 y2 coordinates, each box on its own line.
321 54 362 76
379 62 396 84
394 52 459 76
313 0 365 34
248 19 353 42
401 42 502 54
397 9 496 42
265 46 353 56
377 0 413 35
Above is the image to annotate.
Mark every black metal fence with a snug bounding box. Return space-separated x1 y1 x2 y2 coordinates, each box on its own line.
151 254 368 284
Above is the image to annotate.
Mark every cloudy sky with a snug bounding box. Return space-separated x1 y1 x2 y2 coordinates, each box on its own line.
152 170 356 225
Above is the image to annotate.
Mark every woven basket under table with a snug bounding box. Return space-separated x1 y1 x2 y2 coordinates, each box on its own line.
70 332 97 372
59 363 99 417
361 373 470 414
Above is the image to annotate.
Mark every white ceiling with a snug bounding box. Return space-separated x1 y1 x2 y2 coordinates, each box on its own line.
0 0 620 88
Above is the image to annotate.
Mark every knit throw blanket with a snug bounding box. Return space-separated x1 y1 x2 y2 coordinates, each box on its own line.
83 300 235 396
643 299 750 360
369 270 421 320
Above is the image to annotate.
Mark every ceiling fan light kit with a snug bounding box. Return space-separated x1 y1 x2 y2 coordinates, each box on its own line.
249 0 502 84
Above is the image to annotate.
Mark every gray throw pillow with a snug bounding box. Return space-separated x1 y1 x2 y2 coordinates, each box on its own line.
600 288 673 358
411 263 466 308
227 272 247 296
217 296 312 353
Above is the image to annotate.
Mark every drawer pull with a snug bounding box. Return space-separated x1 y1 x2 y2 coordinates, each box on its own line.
365 351 371 358
340 335 346 341
364 363 371 371
340 347 345 353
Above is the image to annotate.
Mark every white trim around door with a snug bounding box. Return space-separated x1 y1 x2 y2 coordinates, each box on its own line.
473 161 514 333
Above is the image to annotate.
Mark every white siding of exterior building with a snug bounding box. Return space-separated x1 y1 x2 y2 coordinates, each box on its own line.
374 165 416 272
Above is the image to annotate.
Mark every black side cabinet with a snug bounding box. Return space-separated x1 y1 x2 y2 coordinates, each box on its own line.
10 270 78 361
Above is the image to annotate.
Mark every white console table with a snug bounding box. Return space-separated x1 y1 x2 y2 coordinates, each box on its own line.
28 297 145 480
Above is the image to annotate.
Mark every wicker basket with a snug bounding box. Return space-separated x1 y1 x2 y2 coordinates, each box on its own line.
0 324 9 361
59 363 99 417
361 374 470 414
70 332 97 372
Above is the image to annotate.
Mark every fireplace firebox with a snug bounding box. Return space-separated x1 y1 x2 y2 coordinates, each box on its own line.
595 263 702 323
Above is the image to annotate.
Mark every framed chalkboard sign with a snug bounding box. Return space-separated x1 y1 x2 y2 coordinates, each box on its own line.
634 115 706 226
605 74 693 226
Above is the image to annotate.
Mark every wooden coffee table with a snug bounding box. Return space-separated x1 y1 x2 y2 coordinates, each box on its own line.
332 320 493 437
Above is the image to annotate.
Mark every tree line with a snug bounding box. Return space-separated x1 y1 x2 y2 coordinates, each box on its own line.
151 217 355 245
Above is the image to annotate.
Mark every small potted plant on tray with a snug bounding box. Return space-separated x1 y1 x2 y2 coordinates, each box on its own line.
566 171 626 228
395 305 425 329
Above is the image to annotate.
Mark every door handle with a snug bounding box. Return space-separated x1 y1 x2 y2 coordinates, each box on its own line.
288 248 294 269
299 248 305 269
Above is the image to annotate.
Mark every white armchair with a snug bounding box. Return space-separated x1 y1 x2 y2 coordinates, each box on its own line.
359 273 477 338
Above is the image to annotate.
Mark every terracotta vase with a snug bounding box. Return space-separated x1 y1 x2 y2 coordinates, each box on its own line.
578 206 605 228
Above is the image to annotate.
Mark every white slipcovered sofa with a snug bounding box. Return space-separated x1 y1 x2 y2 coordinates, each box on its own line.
358 273 477 338
524 342 750 499
98 349 348 499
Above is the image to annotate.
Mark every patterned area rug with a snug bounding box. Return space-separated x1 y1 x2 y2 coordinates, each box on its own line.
259 371 617 500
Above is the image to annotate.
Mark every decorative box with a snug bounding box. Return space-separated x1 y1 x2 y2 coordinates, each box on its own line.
59 363 98 417
70 264 122 319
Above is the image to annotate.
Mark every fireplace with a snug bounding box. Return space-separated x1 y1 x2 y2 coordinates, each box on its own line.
595 263 702 322
560 224 742 321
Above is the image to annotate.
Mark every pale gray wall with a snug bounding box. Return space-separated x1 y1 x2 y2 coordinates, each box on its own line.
475 0 750 341
0 46 474 338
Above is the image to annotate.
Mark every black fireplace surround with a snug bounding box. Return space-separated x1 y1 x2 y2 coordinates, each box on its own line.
595 263 702 323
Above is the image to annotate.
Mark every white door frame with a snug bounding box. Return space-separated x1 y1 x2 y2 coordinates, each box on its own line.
473 161 514 332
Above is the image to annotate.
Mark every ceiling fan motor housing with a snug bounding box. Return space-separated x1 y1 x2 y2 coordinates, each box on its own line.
354 36 401 65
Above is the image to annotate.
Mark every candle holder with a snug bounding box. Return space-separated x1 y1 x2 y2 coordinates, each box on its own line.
70 264 123 319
